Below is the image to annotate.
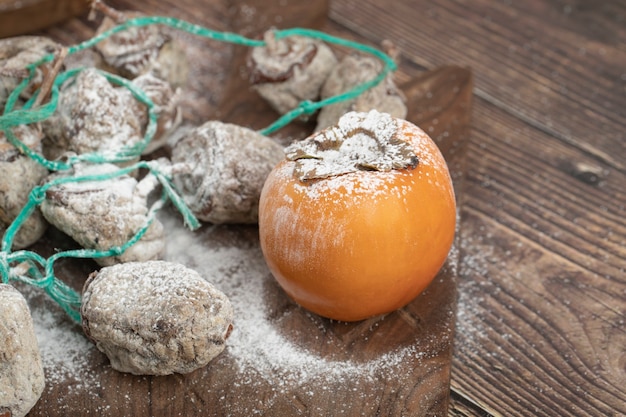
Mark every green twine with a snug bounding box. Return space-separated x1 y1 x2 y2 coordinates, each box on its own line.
0 15 396 324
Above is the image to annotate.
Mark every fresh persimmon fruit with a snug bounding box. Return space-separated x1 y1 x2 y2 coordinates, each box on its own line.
258 110 456 322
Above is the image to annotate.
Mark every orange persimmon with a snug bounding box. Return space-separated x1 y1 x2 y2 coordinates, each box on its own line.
258 110 456 322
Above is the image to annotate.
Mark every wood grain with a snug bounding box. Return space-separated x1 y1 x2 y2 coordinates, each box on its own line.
326 0 625 416
452 99 626 417
4 0 623 415
4 1 474 416
329 0 626 170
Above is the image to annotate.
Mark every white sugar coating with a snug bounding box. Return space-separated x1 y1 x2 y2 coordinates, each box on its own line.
250 33 338 116
252 34 316 75
0 284 44 417
280 164 413 206
43 68 143 161
336 110 397 149
81 261 234 375
40 162 165 267
96 12 165 78
48 163 136 196
171 120 284 224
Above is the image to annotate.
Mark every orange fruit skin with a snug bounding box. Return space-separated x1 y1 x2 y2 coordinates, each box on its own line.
258 118 456 322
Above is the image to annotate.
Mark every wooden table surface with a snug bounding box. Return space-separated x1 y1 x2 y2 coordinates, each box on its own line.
370 0 626 415
2 0 624 416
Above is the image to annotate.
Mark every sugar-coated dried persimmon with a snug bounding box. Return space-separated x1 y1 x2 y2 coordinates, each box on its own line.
259 111 456 322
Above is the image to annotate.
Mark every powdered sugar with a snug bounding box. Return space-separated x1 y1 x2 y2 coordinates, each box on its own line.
42 68 144 162
275 110 449 209
285 110 417 181
31 305 99 389
159 210 423 385
15 284 102 394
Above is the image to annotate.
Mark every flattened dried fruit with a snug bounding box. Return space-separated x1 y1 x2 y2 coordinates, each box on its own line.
0 284 45 417
42 68 143 161
171 121 284 224
39 163 165 266
248 31 337 117
315 52 407 131
93 4 189 87
129 72 182 154
81 260 234 375
0 125 49 249
0 36 62 110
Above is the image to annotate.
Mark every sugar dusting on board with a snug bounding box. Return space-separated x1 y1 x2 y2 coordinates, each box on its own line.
19 285 101 392
159 211 427 385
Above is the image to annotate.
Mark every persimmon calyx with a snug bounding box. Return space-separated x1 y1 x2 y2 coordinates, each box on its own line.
285 110 418 181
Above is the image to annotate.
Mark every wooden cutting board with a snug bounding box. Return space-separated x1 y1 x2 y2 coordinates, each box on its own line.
9 1 473 416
